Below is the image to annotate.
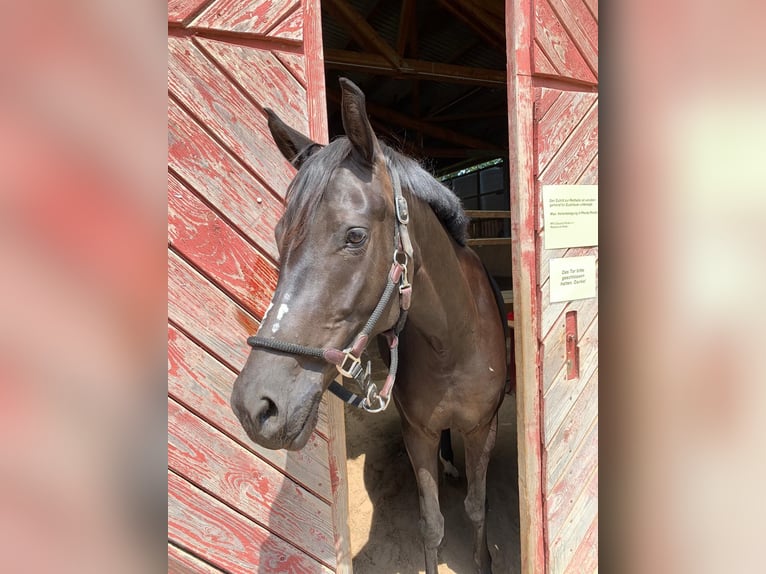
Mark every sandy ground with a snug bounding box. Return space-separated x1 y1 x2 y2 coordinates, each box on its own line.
342 352 521 574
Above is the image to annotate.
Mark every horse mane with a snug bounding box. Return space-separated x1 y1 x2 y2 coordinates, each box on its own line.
278 137 469 252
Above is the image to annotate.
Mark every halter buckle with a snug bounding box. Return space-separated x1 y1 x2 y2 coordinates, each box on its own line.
395 195 410 224
336 351 364 381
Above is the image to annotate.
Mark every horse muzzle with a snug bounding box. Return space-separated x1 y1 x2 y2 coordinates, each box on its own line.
231 357 324 451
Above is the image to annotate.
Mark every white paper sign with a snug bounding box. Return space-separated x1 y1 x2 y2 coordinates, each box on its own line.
549 256 597 303
543 185 598 249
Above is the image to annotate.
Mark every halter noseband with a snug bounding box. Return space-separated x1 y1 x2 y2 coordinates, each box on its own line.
246 167 413 413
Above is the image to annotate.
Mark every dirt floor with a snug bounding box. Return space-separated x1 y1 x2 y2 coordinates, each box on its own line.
342 352 522 574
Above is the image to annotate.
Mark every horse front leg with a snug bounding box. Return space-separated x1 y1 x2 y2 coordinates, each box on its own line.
402 420 443 574
463 413 498 574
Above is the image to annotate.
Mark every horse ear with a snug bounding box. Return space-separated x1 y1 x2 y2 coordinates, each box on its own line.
265 108 322 168
339 77 380 164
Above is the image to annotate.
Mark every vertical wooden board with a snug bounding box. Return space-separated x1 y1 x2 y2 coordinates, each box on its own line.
168 173 278 320
534 0 596 84
548 468 597 574
169 0 210 25
168 99 283 261
168 325 332 496
545 417 597 538
168 471 333 574
326 395 352 572
197 38 310 136
273 51 308 89
545 369 598 490
543 318 598 439
546 0 598 76
168 249 256 369
270 5 304 42
537 91 597 173
168 37 297 195
564 514 597 573
168 398 336 567
539 98 598 184
169 543 225 574
189 0 300 36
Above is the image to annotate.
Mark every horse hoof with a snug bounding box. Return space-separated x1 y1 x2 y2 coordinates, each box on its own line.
439 453 460 479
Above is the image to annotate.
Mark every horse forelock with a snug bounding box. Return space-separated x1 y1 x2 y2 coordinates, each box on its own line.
276 137 469 254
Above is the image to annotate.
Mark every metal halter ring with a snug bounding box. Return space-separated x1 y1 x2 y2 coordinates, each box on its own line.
362 385 391 413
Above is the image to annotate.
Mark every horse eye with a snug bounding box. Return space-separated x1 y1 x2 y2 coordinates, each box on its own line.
345 228 367 246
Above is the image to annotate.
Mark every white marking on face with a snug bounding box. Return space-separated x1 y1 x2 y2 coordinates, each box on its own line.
489 366 495 373
271 303 290 334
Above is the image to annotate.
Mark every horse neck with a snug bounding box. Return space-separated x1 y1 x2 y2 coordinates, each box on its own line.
404 195 473 343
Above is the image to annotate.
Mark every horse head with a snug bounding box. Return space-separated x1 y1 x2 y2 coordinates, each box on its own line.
231 78 403 450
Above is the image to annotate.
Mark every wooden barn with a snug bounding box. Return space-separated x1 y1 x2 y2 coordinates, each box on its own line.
167 0 597 572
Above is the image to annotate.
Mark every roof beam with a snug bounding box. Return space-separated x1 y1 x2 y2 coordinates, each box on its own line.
436 0 505 52
322 0 402 70
324 49 506 87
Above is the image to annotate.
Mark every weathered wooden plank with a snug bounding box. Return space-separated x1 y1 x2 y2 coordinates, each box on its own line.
168 249 257 369
541 298 596 392
168 543 225 574
189 0 299 36
197 38 309 136
168 37 297 196
535 86 562 121
564 513 597 573
535 0 596 84
168 323 332 496
537 91 597 174
168 173 278 320
546 415 597 539
577 152 598 184
168 470 333 574
273 51 307 89
548 465 598 574
533 40 559 76
326 389 352 573
269 4 303 42
168 99 283 261
545 368 598 490
547 0 598 77
508 0 546 568
539 97 598 184
169 398 336 567
168 0 210 25
583 0 597 22
543 316 598 436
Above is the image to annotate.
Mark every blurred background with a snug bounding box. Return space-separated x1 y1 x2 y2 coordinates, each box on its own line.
0 0 763 572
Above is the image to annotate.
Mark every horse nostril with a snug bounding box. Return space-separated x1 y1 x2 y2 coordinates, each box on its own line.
256 397 279 426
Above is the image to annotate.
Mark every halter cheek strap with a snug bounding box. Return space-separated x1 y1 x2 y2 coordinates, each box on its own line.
246 166 413 413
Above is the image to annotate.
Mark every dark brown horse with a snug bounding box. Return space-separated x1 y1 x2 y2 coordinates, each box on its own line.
231 78 507 574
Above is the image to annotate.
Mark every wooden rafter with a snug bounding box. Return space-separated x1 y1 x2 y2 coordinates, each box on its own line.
396 0 416 56
323 0 402 69
324 49 506 87
436 0 505 52
328 89 501 150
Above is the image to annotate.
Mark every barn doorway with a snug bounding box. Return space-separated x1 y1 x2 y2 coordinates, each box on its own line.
320 1 521 571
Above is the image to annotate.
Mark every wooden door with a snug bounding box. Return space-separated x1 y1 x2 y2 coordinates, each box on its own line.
167 1 351 571
507 0 598 572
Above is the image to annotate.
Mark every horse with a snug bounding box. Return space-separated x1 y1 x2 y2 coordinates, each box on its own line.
231 77 508 574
